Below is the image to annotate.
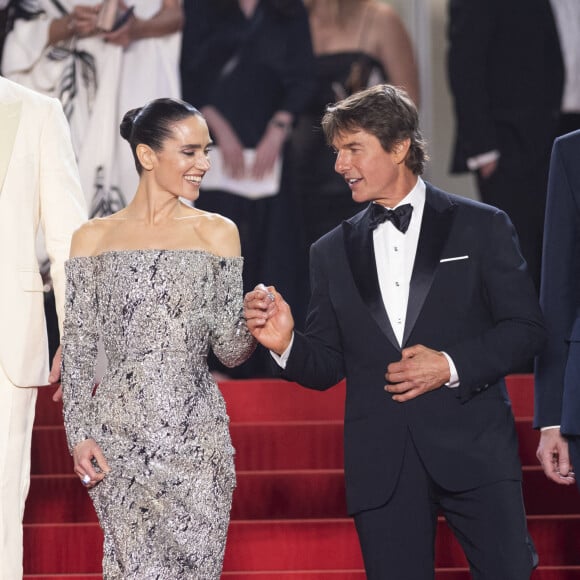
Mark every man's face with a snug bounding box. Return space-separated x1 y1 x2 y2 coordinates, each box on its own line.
332 128 410 206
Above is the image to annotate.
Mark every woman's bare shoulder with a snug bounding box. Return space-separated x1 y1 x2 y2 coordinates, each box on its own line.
366 1 407 38
189 209 241 258
69 216 120 257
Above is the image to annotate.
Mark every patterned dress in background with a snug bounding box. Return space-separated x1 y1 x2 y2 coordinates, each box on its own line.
61 250 255 579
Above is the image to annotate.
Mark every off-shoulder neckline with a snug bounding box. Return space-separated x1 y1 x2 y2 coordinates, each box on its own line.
66 248 243 262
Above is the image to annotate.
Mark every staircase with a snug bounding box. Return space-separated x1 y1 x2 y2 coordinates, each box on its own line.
23 375 580 579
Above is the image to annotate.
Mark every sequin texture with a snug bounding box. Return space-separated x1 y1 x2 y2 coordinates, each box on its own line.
61 249 256 579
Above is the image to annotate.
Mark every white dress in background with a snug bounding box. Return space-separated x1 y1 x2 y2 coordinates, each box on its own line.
1 0 181 217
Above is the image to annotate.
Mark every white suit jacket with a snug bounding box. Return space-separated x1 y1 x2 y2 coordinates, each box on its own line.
0 76 86 387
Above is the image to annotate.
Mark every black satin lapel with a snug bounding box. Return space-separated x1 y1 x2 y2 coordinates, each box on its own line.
343 209 400 350
403 193 457 346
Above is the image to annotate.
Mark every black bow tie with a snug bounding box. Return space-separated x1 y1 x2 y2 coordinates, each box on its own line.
368 203 413 233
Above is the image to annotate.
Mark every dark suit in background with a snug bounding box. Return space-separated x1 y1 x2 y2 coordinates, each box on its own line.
535 130 580 491
447 0 564 291
245 85 545 579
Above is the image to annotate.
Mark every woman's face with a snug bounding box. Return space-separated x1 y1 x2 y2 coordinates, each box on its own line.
151 115 212 202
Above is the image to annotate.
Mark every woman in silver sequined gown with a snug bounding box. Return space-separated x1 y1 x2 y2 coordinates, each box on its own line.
61 98 256 578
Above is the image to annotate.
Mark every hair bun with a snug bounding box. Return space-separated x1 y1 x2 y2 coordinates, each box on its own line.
119 107 142 141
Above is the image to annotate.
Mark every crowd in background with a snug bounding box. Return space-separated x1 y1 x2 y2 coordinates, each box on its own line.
0 0 578 371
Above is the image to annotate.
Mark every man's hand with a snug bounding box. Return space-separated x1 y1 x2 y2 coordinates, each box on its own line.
49 345 63 402
385 344 450 402
243 284 294 355
536 428 576 485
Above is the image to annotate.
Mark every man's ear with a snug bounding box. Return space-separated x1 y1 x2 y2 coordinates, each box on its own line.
393 138 411 164
137 144 155 171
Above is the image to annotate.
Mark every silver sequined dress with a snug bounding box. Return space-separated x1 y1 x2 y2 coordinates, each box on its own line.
61 249 256 579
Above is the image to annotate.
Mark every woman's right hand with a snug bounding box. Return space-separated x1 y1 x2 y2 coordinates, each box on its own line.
73 437 110 489
244 284 294 355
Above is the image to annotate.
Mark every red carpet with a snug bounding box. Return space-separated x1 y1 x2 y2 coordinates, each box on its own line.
23 376 580 578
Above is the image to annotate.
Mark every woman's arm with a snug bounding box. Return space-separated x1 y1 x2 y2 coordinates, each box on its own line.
371 2 419 106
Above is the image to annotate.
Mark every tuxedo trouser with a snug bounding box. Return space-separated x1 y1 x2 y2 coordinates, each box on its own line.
0 364 37 580
354 434 537 580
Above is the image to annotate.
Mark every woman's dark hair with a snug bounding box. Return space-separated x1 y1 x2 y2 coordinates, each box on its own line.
120 97 202 174
322 84 427 175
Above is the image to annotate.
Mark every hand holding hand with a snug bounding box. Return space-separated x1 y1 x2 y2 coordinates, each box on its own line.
70 4 101 38
244 284 294 354
73 438 111 489
536 428 576 485
385 344 450 402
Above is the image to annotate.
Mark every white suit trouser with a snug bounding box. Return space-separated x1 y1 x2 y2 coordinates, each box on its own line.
0 364 37 580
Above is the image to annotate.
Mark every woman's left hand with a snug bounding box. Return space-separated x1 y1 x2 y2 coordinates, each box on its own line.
73 438 111 489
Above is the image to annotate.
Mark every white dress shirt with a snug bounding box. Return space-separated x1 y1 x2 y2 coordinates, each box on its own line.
374 179 424 345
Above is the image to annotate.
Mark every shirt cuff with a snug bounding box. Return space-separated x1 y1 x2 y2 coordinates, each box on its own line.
540 425 561 431
466 150 500 171
441 351 460 388
270 333 295 369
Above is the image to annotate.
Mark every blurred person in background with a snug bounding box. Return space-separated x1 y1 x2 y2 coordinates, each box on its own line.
447 0 563 293
292 0 419 247
180 0 315 376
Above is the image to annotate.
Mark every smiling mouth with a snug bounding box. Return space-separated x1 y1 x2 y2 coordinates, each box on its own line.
346 177 362 186
184 175 202 184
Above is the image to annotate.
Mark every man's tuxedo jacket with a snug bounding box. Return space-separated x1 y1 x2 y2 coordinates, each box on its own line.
282 184 545 515
0 76 86 387
447 0 563 174
535 130 580 435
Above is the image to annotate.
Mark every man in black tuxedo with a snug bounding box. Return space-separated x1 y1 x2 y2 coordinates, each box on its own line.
535 130 580 491
447 0 564 292
244 85 544 579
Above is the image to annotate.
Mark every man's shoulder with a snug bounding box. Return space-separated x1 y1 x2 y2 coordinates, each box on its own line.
0 76 59 110
426 181 504 218
554 129 580 152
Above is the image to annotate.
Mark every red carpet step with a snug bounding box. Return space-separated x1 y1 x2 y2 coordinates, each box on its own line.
23 516 580 575
25 464 580 524
30 417 543 474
